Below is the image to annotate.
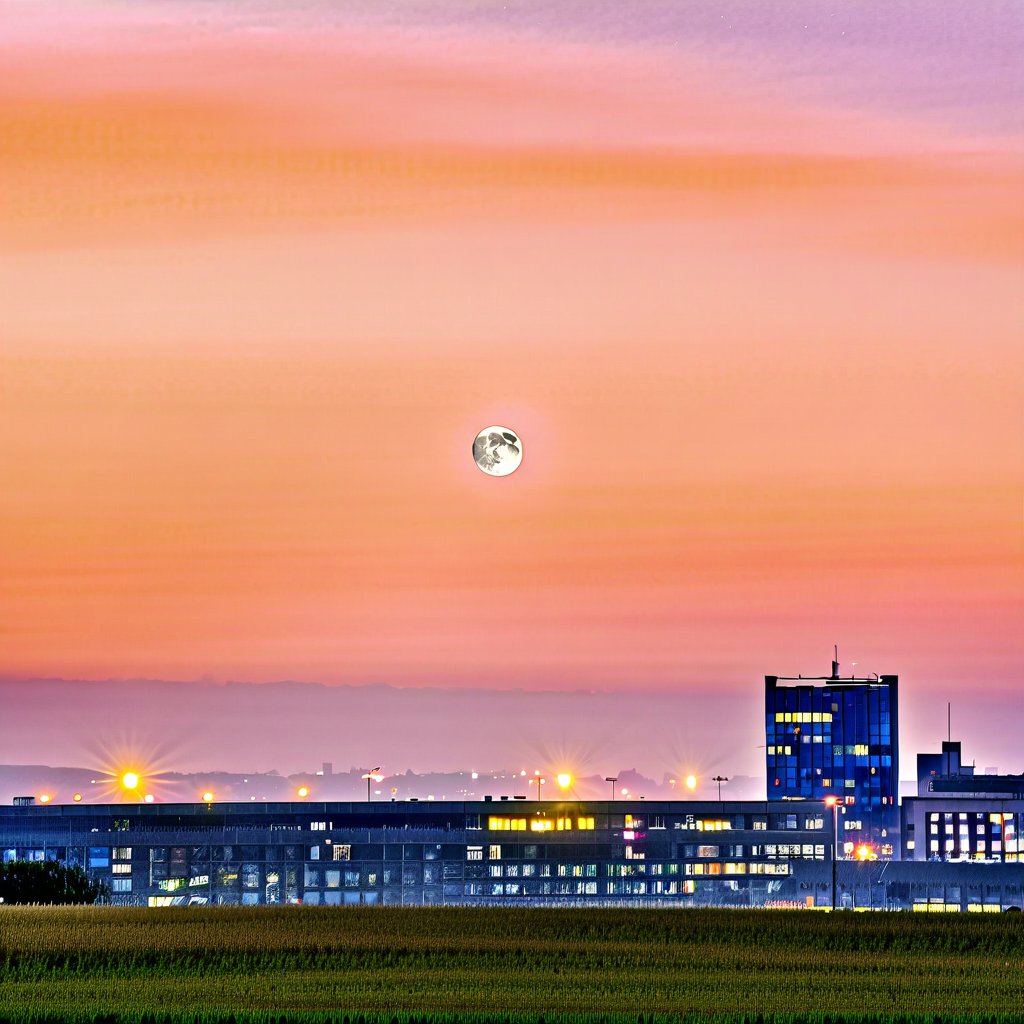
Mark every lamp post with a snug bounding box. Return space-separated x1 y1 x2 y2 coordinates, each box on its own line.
533 771 546 800
712 775 729 801
825 796 840 911
605 777 618 800
362 767 383 802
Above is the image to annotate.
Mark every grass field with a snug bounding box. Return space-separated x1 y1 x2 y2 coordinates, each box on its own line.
0 906 1021 1024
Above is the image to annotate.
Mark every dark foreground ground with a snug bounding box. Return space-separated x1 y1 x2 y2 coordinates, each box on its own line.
0 906 1021 1023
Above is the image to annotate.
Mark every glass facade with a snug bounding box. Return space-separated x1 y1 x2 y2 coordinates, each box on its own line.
765 675 899 852
0 800 836 908
2 798 1022 910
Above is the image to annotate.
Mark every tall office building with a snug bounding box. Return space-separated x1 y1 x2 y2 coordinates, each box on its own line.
765 659 899 856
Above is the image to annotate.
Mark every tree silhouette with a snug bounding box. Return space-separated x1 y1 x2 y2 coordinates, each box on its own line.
0 859 107 905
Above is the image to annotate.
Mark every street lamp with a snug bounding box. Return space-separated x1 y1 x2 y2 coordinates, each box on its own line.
605 776 618 800
825 796 840 911
712 775 729 801
685 774 697 791
556 773 573 790
533 771 546 800
362 767 383 802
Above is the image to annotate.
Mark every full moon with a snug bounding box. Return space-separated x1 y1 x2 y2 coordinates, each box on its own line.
473 426 522 477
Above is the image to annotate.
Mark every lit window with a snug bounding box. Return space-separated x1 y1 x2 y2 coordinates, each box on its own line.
530 819 553 832
466 847 483 861
488 845 502 860
332 845 351 861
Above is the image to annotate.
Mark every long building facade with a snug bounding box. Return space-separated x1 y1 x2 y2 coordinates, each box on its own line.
3 796 1022 911
1 798 837 908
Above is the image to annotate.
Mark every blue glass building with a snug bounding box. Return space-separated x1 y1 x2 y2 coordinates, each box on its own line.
765 664 899 857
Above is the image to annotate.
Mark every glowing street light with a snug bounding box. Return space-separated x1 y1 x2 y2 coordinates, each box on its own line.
712 775 729 801
144 794 154 804
556 773 573 790
361 767 383 802
73 793 83 803
202 791 215 803
297 786 309 798
825 796 841 911
533 771 546 800
605 776 618 800
685 775 697 790
39 794 51 804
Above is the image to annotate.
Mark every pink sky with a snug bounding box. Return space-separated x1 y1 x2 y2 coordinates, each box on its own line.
1 3 1021 773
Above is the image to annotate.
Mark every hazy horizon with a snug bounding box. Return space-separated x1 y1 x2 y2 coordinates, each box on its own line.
1 675 1019 784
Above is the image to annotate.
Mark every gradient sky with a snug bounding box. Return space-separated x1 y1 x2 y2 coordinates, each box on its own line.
1 2 1022 775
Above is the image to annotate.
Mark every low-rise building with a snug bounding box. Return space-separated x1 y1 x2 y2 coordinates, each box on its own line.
901 740 1024 863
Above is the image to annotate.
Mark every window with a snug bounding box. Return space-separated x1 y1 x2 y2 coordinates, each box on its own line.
310 821 327 831
488 816 526 831
113 847 132 860
577 817 595 830
111 878 131 893
488 845 502 860
332 845 351 861
111 863 132 875
309 846 320 860
466 846 483 861
530 819 553 832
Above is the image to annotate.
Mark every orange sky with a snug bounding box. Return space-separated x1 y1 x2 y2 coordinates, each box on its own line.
1 4 1021 709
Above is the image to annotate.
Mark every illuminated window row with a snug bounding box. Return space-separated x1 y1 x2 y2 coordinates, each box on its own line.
675 818 733 832
487 816 596 832
774 712 833 723
685 862 791 876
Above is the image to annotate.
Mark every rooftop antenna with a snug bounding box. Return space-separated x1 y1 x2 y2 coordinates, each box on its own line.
831 644 839 680
944 702 952 777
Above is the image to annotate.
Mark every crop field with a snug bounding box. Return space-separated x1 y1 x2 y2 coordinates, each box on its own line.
0 907 1021 1024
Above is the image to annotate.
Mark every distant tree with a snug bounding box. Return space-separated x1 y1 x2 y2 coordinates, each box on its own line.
0 859 107 905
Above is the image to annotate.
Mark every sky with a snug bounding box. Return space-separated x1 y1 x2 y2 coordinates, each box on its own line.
1 1 1021 778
